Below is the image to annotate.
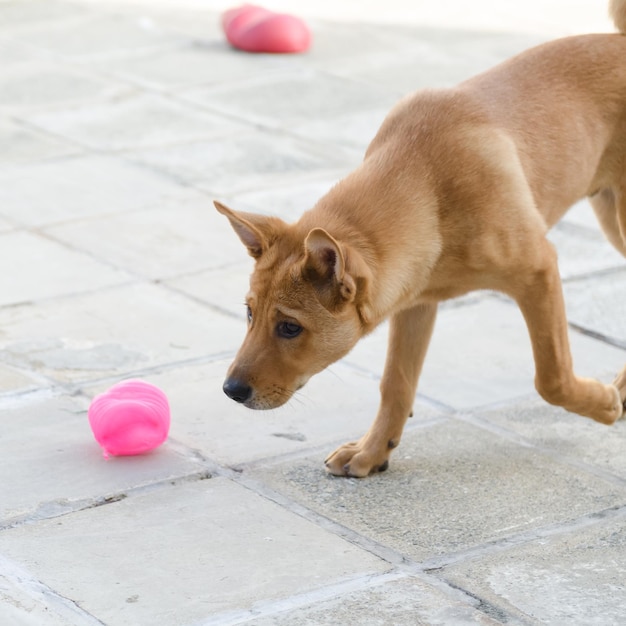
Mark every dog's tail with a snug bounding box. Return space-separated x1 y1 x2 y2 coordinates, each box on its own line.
610 0 626 33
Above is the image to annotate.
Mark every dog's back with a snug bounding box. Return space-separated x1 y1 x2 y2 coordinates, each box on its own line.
363 33 626 232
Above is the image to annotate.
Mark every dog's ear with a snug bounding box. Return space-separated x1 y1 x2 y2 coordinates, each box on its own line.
304 228 346 285
303 228 373 324
214 200 285 259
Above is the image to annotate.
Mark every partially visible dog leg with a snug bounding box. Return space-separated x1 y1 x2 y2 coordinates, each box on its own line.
589 188 626 257
325 302 438 477
614 365 626 416
589 188 626 413
513 238 623 424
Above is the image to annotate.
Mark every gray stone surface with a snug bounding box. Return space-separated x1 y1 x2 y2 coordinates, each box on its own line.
1 393 207 523
0 62 130 113
549 220 626 280
11 11 184 59
0 231 131 306
1 1 625 624
255 420 626 561
0 479 390 625
184 71 399 132
24 93 247 151
0 363 44 395
247 573 502 626
478 398 626 478
44 198 247 280
345 296 625 410
0 155 201 227
441 514 626 625
127 130 357 196
563 268 626 348
223 175 344 221
164 263 252 317
97 42 287 90
0 283 243 384
0 120 81 165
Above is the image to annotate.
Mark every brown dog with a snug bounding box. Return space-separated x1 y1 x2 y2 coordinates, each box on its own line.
216 0 626 477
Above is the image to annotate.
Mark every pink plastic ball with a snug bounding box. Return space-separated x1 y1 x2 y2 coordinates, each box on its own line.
88 380 170 459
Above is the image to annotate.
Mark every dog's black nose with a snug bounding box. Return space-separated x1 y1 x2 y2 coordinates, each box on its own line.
223 378 252 404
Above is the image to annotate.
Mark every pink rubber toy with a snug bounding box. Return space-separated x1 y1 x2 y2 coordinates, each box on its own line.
88 380 170 459
222 4 311 53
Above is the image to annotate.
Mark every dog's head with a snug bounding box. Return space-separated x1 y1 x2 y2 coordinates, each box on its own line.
215 201 374 410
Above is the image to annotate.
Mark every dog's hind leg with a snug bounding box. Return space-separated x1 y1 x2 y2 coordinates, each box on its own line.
512 237 624 424
325 302 438 477
589 188 626 411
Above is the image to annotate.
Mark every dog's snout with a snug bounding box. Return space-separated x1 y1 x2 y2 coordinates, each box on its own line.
223 378 252 404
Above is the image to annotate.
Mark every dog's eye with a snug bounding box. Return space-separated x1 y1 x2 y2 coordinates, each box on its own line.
246 306 252 324
276 321 303 339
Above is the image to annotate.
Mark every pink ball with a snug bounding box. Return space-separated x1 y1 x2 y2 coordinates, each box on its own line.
88 380 170 459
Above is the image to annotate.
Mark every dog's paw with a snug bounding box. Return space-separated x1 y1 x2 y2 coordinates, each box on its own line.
324 440 390 478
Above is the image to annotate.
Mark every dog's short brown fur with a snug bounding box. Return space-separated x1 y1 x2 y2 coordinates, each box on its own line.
216 0 626 477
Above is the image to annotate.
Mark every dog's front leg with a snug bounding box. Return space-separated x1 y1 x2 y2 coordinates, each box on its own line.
513 239 624 424
325 302 438 477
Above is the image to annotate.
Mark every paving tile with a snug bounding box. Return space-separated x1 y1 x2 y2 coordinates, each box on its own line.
255 420 626 562
0 283 241 384
86 359 445 467
302 20 412 71
0 38 47 66
164 263 253 318
441 515 626 625
0 478 390 624
324 26 542 90
548 221 625 280
128 130 355 196
12 12 184 60
563 269 626 348
290 107 394 151
0 155 201 227
328 53 469 96
479 397 626 478
0 571 81 626
0 231 131 306
0 120 80 165
129 7 224 40
97 41 291 90
0 216 17 232
225 172 356 221
0 1 87 32
0 364 46 396
248 573 500 626
345 296 626 410
45 198 245 280
183 71 399 130
0 61 130 113
0 394 206 523
561 198 603 231
24 93 247 151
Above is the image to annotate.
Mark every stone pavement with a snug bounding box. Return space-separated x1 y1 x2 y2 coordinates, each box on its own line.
1 1 625 624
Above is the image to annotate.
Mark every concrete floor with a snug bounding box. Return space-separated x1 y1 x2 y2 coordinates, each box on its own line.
1 1 625 624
